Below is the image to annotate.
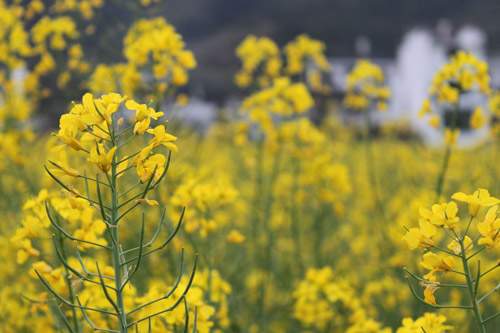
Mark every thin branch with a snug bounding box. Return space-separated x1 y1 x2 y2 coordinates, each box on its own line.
122 207 184 266
406 276 472 310
46 202 111 250
74 242 115 281
120 216 145 291
76 297 120 332
404 268 468 288
478 282 500 304
34 270 117 316
52 236 116 291
122 209 166 255
126 250 190 316
483 311 500 324
95 262 124 328
53 301 77 333
45 166 111 210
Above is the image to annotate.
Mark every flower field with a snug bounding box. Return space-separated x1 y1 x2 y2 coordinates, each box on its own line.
2 1 500 332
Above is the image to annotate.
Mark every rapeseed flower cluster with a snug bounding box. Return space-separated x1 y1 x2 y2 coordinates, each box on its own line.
404 189 500 332
235 34 331 93
89 17 196 101
343 59 390 111
419 51 490 145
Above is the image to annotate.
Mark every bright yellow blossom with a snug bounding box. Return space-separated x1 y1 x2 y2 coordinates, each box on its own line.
452 188 500 217
477 205 500 248
87 144 117 173
403 220 436 249
420 252 456 272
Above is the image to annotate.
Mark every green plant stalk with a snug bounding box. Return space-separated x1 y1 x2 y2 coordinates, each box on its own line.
57 231 80 333
435 102 460 201
110 136 128 332
459 239 486 333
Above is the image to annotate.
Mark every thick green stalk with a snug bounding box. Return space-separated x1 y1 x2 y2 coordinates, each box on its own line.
57 232 80 333
110 136 128 332
459 239 486 333
435 102 460 201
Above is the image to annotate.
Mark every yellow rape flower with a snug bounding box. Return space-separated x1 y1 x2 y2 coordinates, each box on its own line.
420 201 459 229
477 205 500 248
135 153 166 183
48 150 79 178
423 284 439 305
452 188 500 217
343 59 390 112
147 125 178 151
125 100 164 135
135 198 159 206
17 239 40 264
420 252 456 272
54 127 83 151
403 220 436 250
87 144 117 173
397 313 453 332
447 236 473 255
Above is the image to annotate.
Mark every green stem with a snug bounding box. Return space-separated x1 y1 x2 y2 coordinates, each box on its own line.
57 231 80 333
111 133 127 332
435 103 460 201
459 240 486 333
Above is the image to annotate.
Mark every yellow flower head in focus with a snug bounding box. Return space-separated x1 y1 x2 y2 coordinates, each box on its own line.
87 144 117 173
477 205 500 248
125 99 164 135
419 201 459 229
420 251 456 272
447 235 473 255
402 220 436 250
452 188 500 217
146 125 178 151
